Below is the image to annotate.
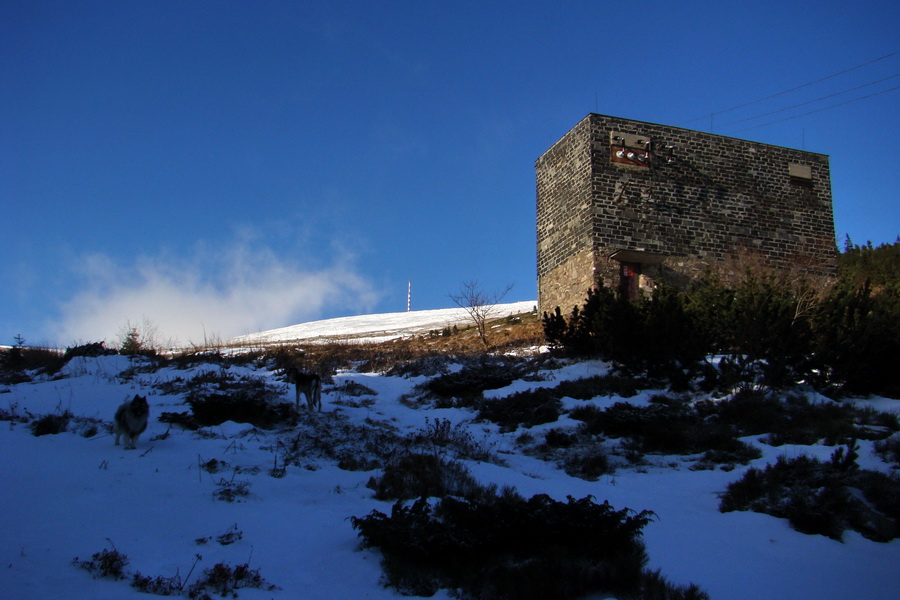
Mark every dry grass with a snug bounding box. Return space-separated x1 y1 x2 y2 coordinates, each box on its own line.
240 310 544 377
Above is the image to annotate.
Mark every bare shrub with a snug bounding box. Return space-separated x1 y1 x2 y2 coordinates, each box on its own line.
73 543 129 580
405 417 498 463
449 280 514 348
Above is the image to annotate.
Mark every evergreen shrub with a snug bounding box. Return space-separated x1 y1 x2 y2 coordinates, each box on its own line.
543 261 900 396
367 451 486 501
720 448 900 542
476 387 562 431
352 493 658 600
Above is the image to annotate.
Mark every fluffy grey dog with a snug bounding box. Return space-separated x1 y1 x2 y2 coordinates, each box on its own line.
114 394 149 449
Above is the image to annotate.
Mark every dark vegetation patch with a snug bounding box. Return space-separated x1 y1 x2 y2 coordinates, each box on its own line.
270 411 402 471
406 355 558 408
543 242 900 397
404 417 498 463
569 401 750 459
560 445 612 480
74 545 129 580
213 479 252 503
330 379 377 398
554 373 646 399
29 412 72 436
408 368 651 436
421 360 523 406
720 442 900 542
187 393 295 429
367 451 489 501
64 341 117 359
693 439 764 471
701 390 898 446
265 410 498 477
0 345 67 383
0 403 30 424
875 435 900 466
477 387 563 431
187 561 278 598
352 493 706 600
359 418 503 499
195 524 244 546
384 353 458 378
158 410 201 431
559 390 897 473
75 543 277 598
12 406 103 438
157 369 294 429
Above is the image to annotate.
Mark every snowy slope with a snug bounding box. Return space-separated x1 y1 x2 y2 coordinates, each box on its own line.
1 337 899 599
231 301 537 345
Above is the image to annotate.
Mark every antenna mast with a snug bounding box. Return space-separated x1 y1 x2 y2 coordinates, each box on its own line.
407 280 411 312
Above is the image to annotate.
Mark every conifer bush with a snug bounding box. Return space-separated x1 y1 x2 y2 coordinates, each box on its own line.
810 280 900 397
352 493 658 600
720 447 900 542
570 401 737 456
476 387 562 431
367 451 486 501
177 371 293 428
186 391 295 429
875 435 900 465
543 284 709 385
543 261 900 396
422 360 521 406
1 343 66 382
562 446 612 480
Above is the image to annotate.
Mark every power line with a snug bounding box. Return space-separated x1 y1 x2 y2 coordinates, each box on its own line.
678 50 899 126
715 73 900 129
721 84 900 134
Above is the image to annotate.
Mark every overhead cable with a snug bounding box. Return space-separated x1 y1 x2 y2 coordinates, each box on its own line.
716 73 900 129
721 85 900 134
678 50 899 126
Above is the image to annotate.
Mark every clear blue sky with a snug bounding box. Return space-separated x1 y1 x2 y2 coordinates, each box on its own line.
2 1 898 346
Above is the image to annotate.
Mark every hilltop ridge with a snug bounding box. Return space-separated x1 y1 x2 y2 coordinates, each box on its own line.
230 300 537 346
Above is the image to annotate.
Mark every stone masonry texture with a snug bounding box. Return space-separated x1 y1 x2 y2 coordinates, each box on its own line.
536 113 838 314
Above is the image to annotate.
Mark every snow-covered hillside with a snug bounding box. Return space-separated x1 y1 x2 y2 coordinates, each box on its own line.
1 317 899 599
231 301 537 345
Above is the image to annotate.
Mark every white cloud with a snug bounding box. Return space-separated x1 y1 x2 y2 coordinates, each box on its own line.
54 241 381 347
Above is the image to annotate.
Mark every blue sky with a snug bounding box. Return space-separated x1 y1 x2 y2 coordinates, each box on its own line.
2 1 898 347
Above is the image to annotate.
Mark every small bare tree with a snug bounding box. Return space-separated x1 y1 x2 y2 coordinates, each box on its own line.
449 281 514 348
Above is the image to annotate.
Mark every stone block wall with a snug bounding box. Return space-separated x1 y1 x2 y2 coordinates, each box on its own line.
536 116 595 312
537 113 838 314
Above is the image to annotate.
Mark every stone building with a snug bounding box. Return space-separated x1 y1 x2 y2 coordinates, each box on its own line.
536 113 838 314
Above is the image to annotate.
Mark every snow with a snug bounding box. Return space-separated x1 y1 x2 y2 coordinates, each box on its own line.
1 306 899 599
230 301 538 345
